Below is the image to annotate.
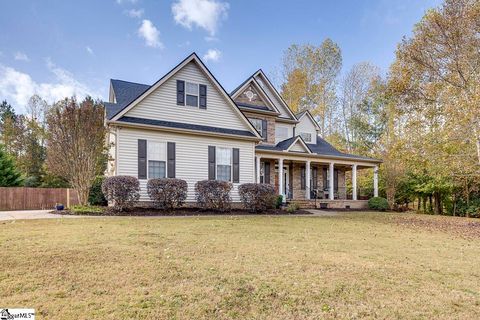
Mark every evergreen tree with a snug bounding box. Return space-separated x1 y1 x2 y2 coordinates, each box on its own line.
0 144 23 187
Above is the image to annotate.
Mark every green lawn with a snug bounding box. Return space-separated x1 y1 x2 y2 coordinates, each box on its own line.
1 212 479 319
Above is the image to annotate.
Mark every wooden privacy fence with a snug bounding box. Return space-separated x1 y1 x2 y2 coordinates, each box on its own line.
0 187 79 211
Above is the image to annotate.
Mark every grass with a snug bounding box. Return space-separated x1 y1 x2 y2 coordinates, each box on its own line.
69 205 105 215
0 212 479 319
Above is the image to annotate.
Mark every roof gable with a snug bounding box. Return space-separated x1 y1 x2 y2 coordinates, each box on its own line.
296 110 321 130
286 136 312 153
109 53 261 139
231 78 280 114
252 70 297 120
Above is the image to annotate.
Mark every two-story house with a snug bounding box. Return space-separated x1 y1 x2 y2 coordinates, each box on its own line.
104 53 381 209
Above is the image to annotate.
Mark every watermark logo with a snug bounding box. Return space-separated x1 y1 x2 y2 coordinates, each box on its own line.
0 309 35 320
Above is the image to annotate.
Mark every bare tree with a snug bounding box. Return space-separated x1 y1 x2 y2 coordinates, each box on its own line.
46 97 106 205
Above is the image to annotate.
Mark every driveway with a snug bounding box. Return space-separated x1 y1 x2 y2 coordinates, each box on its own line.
0 210 78 221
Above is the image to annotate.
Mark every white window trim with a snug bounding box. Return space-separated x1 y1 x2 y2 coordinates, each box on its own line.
249 118 263 136
185 81 203 108
215 147 233 182
300 132 312 143
147 140 167 179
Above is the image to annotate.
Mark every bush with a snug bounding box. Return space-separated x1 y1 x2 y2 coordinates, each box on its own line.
101 176 140 211
275 195 284 209
368 197 389 211
238 183 276 213
195 180 232 211
147 178 188 210
88 176 107 206
286 202 299 213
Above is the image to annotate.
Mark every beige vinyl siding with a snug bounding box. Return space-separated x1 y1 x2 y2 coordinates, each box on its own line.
296 115 318 144
290 142 308 153
117 127 255 202
275 123 295 144
125 61 249 131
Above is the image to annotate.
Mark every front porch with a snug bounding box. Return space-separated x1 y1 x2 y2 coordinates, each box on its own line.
255 154 379 209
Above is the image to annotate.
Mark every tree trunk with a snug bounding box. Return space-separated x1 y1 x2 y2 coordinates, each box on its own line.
429 195 433 213
433 192 442 215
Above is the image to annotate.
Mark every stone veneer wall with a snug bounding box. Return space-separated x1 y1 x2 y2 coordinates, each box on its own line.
291 163 346 200
243 111 276 145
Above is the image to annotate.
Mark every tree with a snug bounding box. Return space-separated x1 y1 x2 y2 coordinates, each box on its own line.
0 144 23 187
280 40 342 137
46 97 106 205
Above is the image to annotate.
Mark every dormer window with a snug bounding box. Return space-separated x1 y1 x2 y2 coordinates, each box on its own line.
300 132 312 143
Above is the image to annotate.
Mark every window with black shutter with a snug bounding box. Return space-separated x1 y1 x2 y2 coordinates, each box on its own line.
264 162 270 184
208 146 216 180
176 80 185 105
232 148 239 183
261 119 267 140
199 84 207 109
167 142 175 178
138 139 147 179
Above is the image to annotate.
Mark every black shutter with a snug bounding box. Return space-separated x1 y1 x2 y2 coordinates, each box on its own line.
261 119 267 139
301 166 306 190
199 84 207 109
138 139 147 179
264 162 270 184
177 80 185 106
208 146 216 180
289 163 293 197
167 142 175 178
233 148 239 183
334 169 339 192
323 168 328 191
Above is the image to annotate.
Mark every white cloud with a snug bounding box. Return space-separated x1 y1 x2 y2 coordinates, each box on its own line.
204 36 219 42
86 46 94 55
138 19 163 48
172 0 229 36
14 52 30 62
203 49 221 62
126 8 144 18
0 60 101 111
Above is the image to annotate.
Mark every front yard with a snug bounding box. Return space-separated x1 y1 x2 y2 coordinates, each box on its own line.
1 212 479 319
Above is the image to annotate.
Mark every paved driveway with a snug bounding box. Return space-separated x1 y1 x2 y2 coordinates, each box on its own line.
0 210 78 221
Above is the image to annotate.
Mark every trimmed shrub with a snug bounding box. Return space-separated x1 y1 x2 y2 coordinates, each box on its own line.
88 176 107 206
195 180 232 211
147 178 188 210
286 202 300 213
368 197 389 211
101 176 140 211
275 195 284 209
238 183 276 213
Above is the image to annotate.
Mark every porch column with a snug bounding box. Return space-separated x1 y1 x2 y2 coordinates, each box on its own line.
329 162 335 200
352 164 358 200
305 160 311 200
373 165 379 197
256 156 261 183
278 158 285 203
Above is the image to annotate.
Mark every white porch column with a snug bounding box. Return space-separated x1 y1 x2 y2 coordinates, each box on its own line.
352 164 358 201
305 161 311 200
373 165 379 197
329 162 335 200
256 156 261 183
278 158 285 202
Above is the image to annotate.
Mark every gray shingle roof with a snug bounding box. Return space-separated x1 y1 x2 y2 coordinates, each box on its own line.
104 80 151 120
256 135 380 162
117 116 256 137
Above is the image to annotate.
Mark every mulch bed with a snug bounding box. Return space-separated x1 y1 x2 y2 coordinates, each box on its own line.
61 207 312 217
393 214 480 239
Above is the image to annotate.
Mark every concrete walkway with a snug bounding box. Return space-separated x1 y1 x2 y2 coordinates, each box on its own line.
0 210 79 221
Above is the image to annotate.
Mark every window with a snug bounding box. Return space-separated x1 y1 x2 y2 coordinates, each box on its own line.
186 82 199 107
216 147 232 181
148 141 166 179
259 162 265 183
249 118 263 136
275 125 289 142
300 132 312 143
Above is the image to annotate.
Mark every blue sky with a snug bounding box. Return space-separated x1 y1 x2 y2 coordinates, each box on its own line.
0 0 441 113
